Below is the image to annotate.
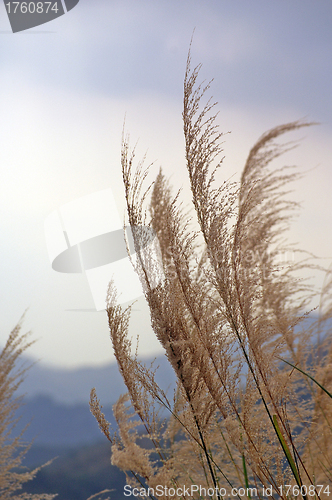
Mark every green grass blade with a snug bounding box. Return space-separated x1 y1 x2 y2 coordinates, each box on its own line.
242 454 251 499
273 415 302 489
281 359 332 399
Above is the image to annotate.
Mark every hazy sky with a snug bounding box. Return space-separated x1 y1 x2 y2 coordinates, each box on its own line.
1 0 332 368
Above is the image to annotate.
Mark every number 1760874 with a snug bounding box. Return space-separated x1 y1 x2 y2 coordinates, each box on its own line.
279 485 330 497
5 2 59 14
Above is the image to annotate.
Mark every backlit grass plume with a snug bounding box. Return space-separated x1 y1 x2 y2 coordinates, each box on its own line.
90 50 332 500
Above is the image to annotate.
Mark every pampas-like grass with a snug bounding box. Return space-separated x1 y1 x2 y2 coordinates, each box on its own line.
0 315 56 500
91 50 332 500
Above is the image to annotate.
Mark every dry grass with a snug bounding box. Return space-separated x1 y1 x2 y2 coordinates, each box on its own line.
0 314 56 499
90 50 332 500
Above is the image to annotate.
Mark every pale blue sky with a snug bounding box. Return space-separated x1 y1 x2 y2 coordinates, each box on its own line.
1 0 331 367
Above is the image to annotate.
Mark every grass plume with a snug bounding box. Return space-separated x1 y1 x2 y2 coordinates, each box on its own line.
91 50 332 499
0 315 56 499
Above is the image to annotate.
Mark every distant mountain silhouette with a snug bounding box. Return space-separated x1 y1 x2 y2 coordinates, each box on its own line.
15 395 115 447
22 441 126 500
17 353 176 405
11 354 174 500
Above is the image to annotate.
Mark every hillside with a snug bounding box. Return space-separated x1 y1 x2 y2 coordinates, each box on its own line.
10 353 175 498
17 353 175 405
22 441 127 500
